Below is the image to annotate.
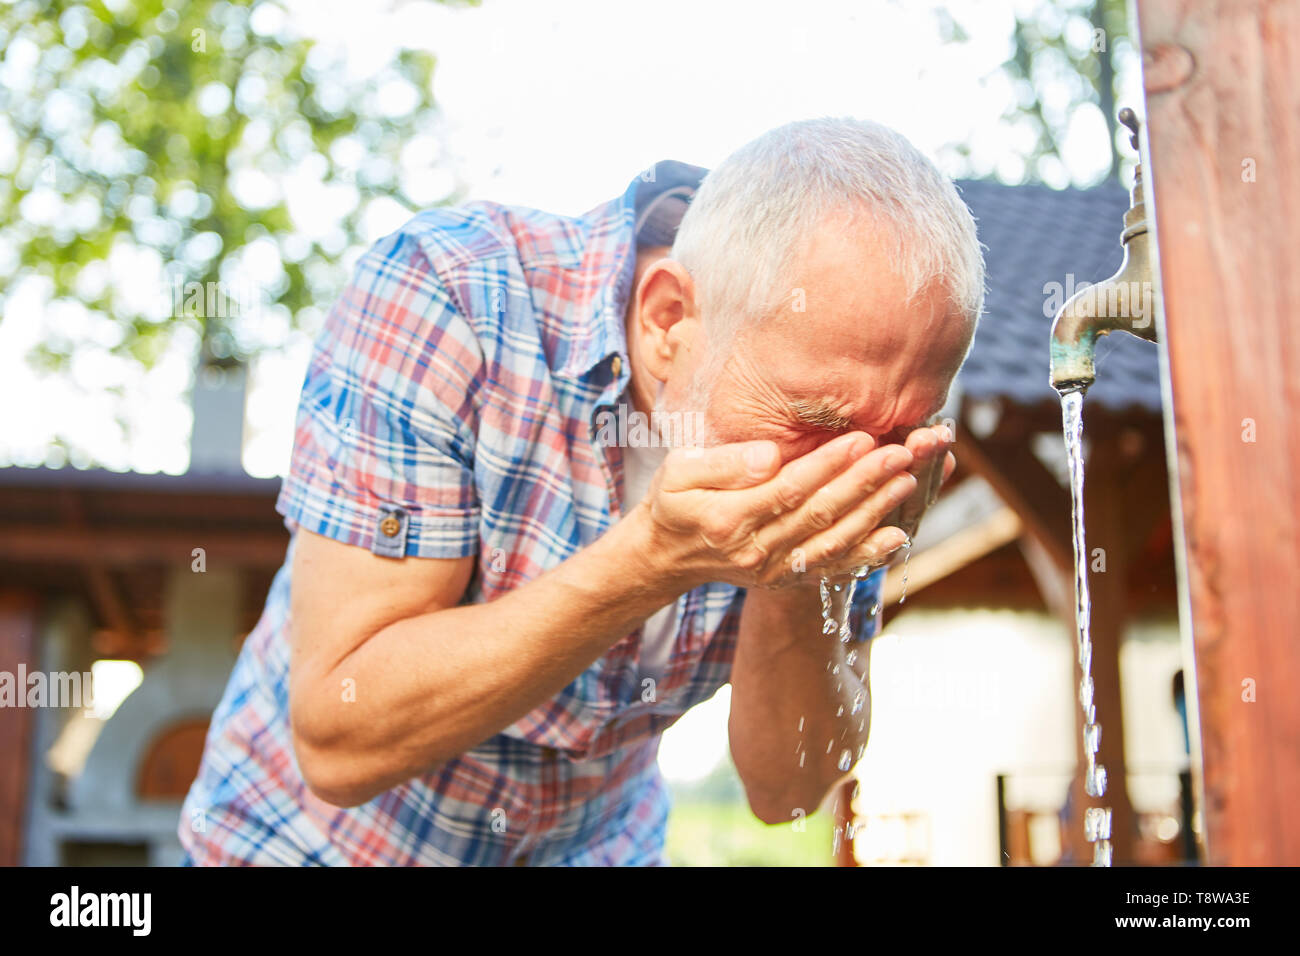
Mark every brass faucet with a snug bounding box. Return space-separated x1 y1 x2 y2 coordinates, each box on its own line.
1049 108 1158 394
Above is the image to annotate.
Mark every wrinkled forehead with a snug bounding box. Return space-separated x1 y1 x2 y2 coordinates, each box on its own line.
741 285 971 434
756 276 972 387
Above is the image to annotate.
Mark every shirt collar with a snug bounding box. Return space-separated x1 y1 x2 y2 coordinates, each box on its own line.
558 161 708 388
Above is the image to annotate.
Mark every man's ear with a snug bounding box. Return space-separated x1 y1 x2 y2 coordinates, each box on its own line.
636 258 700 381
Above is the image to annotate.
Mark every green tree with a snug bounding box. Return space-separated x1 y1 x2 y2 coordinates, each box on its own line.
0 0 470 387
934 0 1138 186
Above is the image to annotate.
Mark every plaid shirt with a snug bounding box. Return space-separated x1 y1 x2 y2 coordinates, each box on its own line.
179 163 887 866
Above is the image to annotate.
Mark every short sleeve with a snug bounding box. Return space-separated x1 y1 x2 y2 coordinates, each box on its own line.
275 227 483 559
847 567 887 642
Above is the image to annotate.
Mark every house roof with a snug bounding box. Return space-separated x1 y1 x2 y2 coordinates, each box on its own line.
955 177 1163 414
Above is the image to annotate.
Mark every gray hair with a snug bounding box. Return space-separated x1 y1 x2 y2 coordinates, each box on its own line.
670 117 985 348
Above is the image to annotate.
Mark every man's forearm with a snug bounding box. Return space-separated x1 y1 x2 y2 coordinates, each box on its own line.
728 583 871 824
297 504 687 804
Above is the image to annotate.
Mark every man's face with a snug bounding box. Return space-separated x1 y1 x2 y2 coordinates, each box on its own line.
661 208 973 460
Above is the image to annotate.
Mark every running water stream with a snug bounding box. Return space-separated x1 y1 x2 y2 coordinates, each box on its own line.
802 406 1110 863
1061 387 1113 866
812 554 903 856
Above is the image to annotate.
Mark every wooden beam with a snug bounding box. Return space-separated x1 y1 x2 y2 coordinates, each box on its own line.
84 566 141 651
883 506 1022 604
0 527 289 568
1136 0 1300 865
1018 534 1073 624
957 431 1074 573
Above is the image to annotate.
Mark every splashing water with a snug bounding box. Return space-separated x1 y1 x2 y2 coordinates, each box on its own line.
1062 387 1113 867
817 565 876 643
897 537 913 604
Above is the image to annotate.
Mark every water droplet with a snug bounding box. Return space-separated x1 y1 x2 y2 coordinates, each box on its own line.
851 690 866 715
845 649 858 667
797 716 804 732
831 664 840 676
869 601 882 616
832 582 843 592
799 751 806 768
855 742 865 760
836 578 858 643
832 826 842 856
836 705 844 717
1086 763 1108 797
845 821 857 839
819 578 835 637
837 749 852 771
1092 840 1113 867
1085 722 1101 754
851 782 860 801
826 739 834 754
1084 807 1105 841
898 538 913 604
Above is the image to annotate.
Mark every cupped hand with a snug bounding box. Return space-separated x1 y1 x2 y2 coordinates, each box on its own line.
635 431 921 591
877 422 956 547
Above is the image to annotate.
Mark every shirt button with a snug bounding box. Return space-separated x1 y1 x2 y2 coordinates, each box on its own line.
611 355 622 377
379 515 401 537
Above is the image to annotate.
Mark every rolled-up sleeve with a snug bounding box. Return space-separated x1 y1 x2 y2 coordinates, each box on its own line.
275 227 483 559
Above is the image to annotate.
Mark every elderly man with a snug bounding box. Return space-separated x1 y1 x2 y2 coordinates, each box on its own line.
179 117 984 866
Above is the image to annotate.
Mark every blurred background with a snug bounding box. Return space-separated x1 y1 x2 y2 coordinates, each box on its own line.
0 0 1194 866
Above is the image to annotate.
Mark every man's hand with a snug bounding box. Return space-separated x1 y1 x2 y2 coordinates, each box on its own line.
879 422 956 545
635 431 920 591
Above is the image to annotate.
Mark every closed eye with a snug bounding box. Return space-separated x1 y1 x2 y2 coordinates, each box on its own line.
789 400 854 433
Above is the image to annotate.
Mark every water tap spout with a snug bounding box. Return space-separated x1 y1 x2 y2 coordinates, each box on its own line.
1049 108 1159 394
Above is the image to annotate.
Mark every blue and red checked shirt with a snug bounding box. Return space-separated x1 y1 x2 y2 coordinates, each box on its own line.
179 162 887 866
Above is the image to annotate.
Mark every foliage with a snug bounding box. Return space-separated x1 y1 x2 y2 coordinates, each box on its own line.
0 0 467 375
938 0 1137 185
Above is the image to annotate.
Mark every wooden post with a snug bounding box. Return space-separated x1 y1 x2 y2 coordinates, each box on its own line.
0 590 41 866
1135 0 1300 864
833 777 859 866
